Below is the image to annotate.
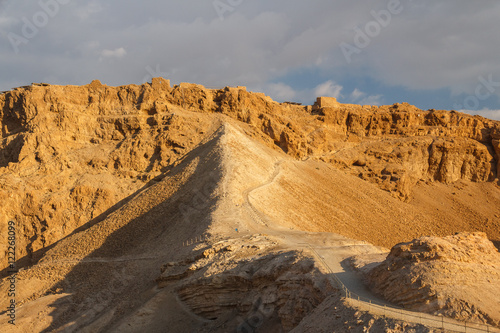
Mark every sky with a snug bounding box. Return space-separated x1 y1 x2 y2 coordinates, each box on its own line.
1 0 500 119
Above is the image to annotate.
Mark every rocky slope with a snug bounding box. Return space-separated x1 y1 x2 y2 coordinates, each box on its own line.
0 121 395 332
0 82 500 332
366 232 500 327
1 79 500 275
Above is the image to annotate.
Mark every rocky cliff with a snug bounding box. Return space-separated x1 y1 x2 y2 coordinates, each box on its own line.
1 79 500 275
1 81 500 332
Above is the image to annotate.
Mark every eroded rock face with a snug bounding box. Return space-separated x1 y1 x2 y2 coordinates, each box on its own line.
155 235 331 332
0 80 216 273
174 250 328 332
314 105 499 200
366 232 500 327
1 79 500 273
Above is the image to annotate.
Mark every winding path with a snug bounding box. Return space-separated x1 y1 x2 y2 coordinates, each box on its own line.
242 159 499 333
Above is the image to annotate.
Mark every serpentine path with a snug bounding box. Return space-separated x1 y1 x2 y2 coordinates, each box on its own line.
243 159 499 333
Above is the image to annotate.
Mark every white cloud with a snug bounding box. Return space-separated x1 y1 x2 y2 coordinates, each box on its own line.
264 83 297 101
349 88 383 106
357 94 383 106
100 47 127 59
314 80 343 99
350 88 365 101
459 108 500 121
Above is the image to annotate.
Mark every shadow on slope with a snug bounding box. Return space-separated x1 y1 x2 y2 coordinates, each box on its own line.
34 125 229 332
0 165 176 279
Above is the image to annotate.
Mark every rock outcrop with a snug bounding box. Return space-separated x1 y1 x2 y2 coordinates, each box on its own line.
366 232 500 327
173 247 328 332
1 79 500 274
154 235 330 332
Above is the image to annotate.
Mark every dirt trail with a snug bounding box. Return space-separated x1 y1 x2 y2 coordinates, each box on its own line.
242 158 390 300
241 157 500 333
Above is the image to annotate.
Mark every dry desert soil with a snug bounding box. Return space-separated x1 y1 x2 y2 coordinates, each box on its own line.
0 79 499 332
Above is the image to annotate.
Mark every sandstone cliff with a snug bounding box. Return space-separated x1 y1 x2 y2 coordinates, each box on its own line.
1 79 500 275
1 83 500 332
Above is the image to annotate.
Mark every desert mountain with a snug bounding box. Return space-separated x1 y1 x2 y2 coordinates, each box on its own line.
0 79 499 332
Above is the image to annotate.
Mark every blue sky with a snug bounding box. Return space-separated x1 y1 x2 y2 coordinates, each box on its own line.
1 0 500 119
